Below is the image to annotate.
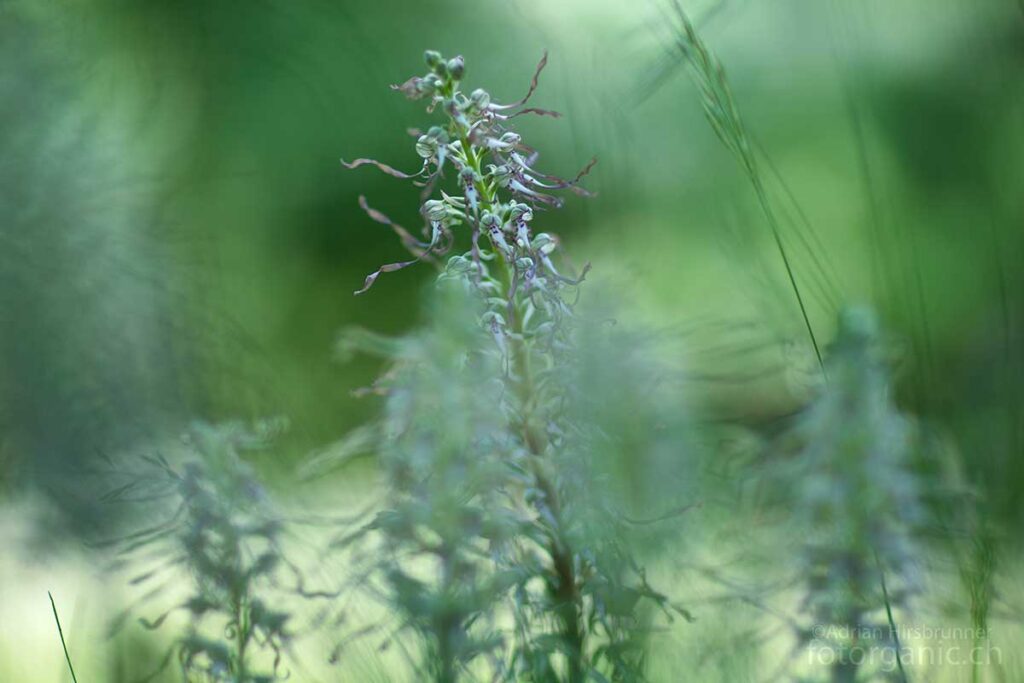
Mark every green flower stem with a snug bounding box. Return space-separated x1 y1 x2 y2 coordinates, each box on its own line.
451 96 586 683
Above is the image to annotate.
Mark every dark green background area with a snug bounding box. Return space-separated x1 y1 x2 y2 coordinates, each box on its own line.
1 0 1022 528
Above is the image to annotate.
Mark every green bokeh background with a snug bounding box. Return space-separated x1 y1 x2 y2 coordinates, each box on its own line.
1 0 1022 678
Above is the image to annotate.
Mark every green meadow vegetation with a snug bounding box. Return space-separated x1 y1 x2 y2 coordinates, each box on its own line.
1 1 1022 681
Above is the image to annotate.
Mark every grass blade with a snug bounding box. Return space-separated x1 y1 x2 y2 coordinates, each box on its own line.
666 0 825 374
48 591 80 683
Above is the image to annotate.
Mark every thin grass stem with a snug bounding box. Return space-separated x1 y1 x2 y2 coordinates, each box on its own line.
48 591 80 683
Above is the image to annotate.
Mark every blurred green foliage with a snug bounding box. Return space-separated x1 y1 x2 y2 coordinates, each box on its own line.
1 0 1023 679
3 0 1021 496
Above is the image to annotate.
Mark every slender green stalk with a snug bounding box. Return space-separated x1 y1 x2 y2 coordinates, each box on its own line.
875 550 908 683
235 591 248 682
669 1 824 374
750 173 825 374
48 591 80 683
446 74 587 683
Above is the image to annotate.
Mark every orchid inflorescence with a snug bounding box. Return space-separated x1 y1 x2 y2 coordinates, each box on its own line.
340 51 683 682
343 49 594 330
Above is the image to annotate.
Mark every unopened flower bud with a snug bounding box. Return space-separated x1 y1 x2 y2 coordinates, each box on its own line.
510 203 533 221
481 310 507 329
516 257 535 271
415 135 437 159
488 164 513 187
447 56 465 80
423 199 448 222
532 233 556 255
470 88 491 110
425 73 444 91
424 50 443 70
479 211 502 231
445 255 474 274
